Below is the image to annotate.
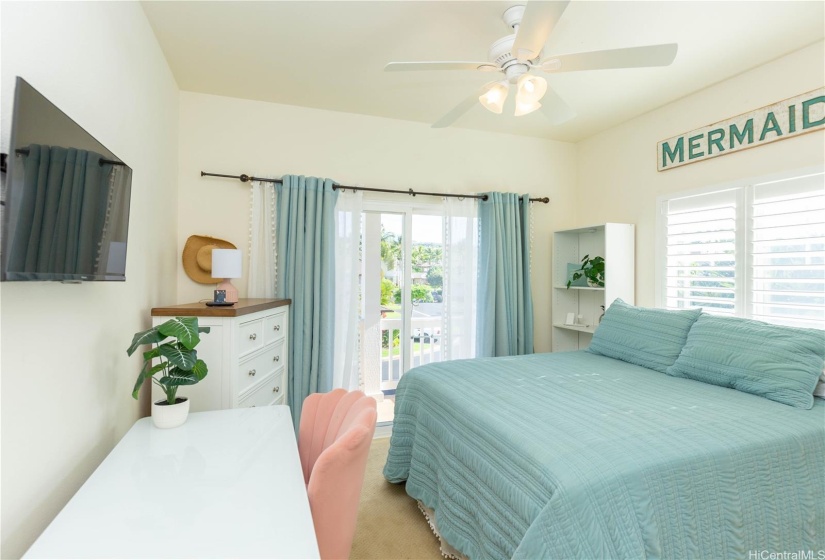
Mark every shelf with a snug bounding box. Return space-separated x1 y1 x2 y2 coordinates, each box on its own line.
552 223 634 352
553 323 596 334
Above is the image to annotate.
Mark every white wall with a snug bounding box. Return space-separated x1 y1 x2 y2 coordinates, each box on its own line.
576 41 825 306
0 3 179 558
177 91 578 352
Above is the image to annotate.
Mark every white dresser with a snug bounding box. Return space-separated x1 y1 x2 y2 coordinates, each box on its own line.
151 298 290 411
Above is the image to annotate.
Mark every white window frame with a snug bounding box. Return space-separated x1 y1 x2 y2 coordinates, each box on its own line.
655 165 825 326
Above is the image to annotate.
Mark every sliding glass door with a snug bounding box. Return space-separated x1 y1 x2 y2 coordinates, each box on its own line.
361 203 444 424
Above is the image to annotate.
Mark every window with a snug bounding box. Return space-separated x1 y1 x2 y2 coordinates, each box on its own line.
658 172 824 329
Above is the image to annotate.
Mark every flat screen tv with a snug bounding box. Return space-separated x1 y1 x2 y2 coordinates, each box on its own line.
1 77 132 281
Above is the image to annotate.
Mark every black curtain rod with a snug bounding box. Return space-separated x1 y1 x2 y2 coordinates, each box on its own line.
200 171 550 204
16 148 124 167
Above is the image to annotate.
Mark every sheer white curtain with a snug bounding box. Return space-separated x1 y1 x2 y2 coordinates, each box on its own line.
442 197 479 360
247 179 277 298
333 189 363 390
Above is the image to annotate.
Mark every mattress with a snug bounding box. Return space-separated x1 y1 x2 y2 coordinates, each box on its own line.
383 351 825 559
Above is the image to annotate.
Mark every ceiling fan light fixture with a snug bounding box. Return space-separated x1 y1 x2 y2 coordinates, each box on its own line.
516 74 548 104
479 81 509 114
515 99 542 117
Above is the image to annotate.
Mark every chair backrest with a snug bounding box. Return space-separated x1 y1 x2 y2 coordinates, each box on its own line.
298 389 377 560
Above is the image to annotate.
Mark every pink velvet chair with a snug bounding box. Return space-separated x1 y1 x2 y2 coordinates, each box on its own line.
298 389 377 560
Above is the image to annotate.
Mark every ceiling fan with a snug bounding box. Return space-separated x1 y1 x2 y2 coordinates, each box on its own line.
385 1 678 128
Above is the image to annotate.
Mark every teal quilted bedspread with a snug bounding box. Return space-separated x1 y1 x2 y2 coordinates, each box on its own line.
383 351 825 559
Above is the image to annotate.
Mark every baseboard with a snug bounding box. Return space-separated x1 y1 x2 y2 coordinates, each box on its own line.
374 424 393 439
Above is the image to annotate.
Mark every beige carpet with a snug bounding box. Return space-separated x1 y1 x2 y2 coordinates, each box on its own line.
350 437 443 560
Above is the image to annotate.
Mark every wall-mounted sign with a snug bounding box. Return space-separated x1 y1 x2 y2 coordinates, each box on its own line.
657 88 824 171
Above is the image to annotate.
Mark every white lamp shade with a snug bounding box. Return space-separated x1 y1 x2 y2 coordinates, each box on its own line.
515 99 542 117
478 82 509 114
211 249 242 279
516 74 548 104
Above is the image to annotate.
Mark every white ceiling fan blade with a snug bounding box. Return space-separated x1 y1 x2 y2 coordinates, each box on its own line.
432 81 499 129
541 43 678 72
385 62 499 72
512 1 570 62
540 87 576 125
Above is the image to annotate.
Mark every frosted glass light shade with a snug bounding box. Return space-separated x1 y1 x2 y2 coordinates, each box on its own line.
211 249 242 279
515 99 542 117
479 82 509 114
516 74 547 104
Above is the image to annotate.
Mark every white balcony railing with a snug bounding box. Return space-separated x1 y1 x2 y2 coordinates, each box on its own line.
379 316 442 390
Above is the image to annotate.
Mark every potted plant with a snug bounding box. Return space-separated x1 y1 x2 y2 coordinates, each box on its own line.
567 254 605 288
127 317 210 429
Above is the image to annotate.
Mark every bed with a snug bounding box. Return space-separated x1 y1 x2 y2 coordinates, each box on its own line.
383 350 825 559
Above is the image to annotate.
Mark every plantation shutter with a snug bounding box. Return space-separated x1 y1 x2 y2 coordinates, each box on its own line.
751 174 825 328
664 189 739 315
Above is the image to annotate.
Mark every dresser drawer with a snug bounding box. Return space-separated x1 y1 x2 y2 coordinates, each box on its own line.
264 312 287 345
239 319 264 357
237 340 285 394
239 369 285 408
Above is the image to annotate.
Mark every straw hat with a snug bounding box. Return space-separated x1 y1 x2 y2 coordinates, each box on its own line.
182 235 237 284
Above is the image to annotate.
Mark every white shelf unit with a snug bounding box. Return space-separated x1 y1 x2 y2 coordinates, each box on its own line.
552 223 635 352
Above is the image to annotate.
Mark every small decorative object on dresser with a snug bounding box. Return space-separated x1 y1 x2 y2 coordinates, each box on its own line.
150 298 291 413
126 317 211 429
211 248 242 303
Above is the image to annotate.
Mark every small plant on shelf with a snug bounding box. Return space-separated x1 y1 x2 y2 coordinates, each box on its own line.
567 254 605 288
127 317 211 405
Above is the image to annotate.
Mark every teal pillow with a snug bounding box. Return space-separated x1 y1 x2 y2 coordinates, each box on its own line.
587 299 702 373
666 314 825 409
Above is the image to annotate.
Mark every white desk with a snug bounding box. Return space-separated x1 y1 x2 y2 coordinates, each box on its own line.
25 407 319 559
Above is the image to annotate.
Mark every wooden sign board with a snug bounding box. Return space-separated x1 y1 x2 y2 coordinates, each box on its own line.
657 88 825 171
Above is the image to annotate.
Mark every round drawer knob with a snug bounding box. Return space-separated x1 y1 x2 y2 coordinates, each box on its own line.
249 333 257 341
273 355 280 362
273 386 280 393
274 325 280 331
248 369 256 376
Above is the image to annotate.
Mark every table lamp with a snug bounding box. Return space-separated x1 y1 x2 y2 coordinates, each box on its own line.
211 248 242 303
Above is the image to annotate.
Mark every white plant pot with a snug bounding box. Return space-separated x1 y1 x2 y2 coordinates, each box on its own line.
587 277 604 288
152 397 190 429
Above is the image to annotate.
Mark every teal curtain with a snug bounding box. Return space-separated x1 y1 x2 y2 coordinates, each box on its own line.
477 192 534 357
276 175 339 427
8 144 113 276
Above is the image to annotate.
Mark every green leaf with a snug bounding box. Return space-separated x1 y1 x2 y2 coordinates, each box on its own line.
131 362 166 399
158 317 201 350
159 369 199 387
126 326 164 356
158 342 196 370
191 359 208 381
142 347 161 362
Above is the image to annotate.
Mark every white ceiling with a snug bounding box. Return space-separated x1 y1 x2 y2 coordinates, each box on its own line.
142 1 824 142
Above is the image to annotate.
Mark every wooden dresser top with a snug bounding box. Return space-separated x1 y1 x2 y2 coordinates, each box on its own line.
151 298 291 318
